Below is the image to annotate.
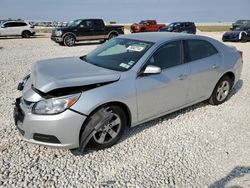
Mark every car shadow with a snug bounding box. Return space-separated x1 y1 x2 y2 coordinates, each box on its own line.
0 34 49 40
80 79 243 155
227 79 243 100
209 166 250 188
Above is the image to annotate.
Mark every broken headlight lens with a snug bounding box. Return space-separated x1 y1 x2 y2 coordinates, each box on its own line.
32 93 81 115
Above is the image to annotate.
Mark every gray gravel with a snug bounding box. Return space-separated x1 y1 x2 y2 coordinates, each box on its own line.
0 33 250 187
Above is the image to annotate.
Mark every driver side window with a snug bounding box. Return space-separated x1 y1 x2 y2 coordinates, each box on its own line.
146 41 183 70
80 20 94 29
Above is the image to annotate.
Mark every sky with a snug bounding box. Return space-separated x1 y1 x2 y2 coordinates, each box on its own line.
0 0 250 23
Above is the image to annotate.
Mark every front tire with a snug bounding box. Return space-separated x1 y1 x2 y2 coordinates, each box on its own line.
81 106 126 150
208 75 232 105
63 35 75 46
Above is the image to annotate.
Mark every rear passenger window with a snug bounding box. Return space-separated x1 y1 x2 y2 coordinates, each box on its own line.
94 20 103 29
185 40 218 62
147 41 183 70
17 22 27 27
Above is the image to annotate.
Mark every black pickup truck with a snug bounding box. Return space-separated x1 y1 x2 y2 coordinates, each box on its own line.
51 19 124 46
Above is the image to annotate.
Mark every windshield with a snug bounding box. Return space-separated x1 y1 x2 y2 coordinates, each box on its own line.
139 20 147 24
235 20 250 25
68 20 81 27
84 38 153 71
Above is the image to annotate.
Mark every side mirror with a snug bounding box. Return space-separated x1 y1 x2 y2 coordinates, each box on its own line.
143 65 161 75
1 25 5 28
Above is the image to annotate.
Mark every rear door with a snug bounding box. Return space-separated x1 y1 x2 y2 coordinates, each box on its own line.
184 39 222 103
15 22 28 35
136 40 190 121
92 19 105 39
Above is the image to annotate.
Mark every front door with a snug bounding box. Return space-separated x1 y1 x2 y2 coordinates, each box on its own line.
76 20 95 40
136 40 190 122
0 22 16 36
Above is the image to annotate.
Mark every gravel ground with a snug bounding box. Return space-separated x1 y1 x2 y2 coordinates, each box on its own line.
0 33 250 187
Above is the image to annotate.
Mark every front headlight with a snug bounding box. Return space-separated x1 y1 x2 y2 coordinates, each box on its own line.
32 93 81 115
55 30 62 36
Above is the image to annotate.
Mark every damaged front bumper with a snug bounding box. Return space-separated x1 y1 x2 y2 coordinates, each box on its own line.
14 76 87 149
14 96 87 149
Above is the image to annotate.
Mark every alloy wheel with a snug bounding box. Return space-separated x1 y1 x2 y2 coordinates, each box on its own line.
93 114 121 144
216 80 230 101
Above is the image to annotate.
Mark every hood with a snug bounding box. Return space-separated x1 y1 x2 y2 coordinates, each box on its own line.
31 57 120 93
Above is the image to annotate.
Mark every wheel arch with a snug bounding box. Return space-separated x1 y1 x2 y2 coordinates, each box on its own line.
221 71 235 86
78 101 132 144
107 31 119 38
22 30 31 34
209 71 235 100
62 32 77 40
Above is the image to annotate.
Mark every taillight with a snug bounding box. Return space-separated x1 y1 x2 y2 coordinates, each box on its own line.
30 25 35 29
238 50 243 59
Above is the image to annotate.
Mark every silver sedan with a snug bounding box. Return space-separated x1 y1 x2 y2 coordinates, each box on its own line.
14 32 243 154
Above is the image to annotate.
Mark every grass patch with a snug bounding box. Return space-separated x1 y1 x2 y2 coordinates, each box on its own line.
197 25 230 32
124 25 131 30
35 28 53 33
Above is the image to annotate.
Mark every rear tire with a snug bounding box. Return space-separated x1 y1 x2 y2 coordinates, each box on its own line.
63 35 75 46
80 105 126 150
241 33 248 43
21 31 31 38
208 75 232 105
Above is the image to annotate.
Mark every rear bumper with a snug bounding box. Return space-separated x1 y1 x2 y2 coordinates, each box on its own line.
14 97 87 149
51 36 63 43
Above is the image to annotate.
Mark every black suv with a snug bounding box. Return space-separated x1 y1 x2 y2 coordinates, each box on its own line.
51 19 124 46
231 20 250 30
159 22 196 34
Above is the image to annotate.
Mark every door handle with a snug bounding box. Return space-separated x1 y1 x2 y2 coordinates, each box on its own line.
212 64 219 69
177 74 187 80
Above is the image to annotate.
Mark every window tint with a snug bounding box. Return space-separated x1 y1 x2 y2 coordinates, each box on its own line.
185 40 218 62
81 20 94 28
93 20 104 28
147 41 183 70
4 22 14 27
4 22 27 27
17 22 27 26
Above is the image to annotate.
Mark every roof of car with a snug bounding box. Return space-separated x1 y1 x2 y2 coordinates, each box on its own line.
172 22 194 24
120 32 199 43
3 20 26 23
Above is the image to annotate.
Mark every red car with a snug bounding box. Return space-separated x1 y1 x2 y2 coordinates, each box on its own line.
130 20 166 33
